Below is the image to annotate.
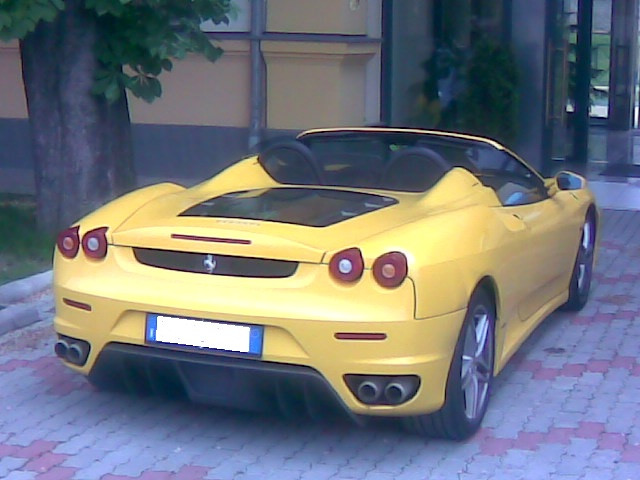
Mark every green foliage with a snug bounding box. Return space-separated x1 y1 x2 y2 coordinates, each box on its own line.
0 0 232 102
409 44 467 129
0 194 53 285
90 0 232 102
460 39 519 147
0 0 64 40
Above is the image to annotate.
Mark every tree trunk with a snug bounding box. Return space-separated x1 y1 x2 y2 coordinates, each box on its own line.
20 0 136 234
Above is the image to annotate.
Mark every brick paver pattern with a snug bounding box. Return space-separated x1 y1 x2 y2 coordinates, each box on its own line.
1 209 639 480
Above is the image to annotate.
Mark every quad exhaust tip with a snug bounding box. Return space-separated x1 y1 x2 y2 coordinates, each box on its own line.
54 339 69 359
356 380 382 404
67 344 85 364
384 377 417 405
54 336 90 366
346 375 420 406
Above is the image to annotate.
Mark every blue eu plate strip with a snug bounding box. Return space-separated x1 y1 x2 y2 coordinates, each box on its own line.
146 314 158 342
249 325 264 355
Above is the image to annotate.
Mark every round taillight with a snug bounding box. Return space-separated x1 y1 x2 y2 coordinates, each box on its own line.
81 227 108 259
329 247 364 283
373 252 408 288
57 226 80 259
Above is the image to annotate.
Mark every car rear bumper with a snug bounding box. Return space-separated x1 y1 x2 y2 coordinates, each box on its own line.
88 342 358 422
53 246 468 416
55 304 466 417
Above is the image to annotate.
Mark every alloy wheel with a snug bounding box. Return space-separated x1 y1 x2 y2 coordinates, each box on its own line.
577 218 595 295
460 305 494 421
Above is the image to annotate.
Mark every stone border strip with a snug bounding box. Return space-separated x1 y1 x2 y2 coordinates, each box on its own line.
0 270 53 336
0 270 52 305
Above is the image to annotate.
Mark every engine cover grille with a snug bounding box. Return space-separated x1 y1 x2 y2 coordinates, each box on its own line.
133 248 298 278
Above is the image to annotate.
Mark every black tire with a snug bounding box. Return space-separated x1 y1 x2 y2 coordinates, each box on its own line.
404 288 495 440
562 210 596 312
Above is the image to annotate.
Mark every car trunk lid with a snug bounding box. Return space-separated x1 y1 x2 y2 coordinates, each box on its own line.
112 175 478 264
112 187 416 262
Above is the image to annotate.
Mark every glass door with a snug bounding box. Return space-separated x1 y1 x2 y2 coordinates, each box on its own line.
546 0 573 166
590 0 612 119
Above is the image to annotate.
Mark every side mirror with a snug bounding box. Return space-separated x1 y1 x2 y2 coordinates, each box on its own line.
555 171 585 191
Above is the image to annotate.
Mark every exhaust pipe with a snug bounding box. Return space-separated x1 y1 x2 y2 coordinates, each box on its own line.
345 374 420 405
357 380 382 404
54 339 69 359
54 335 91 366
66 343 86 365
384 377 419 405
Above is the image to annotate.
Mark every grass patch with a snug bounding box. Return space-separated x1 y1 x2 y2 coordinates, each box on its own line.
0 193 54 286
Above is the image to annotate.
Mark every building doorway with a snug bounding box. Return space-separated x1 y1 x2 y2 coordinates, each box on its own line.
382 0 511 131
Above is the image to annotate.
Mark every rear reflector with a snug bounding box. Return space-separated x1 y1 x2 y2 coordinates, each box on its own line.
171 234 251 245
63 298 92 311
334 332 387 341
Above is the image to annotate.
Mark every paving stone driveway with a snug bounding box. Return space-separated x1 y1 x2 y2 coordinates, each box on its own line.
1 210 639 480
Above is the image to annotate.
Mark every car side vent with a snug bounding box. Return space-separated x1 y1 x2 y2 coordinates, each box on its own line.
133 248 298 278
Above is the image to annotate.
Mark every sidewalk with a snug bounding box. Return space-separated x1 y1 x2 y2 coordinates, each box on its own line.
588 179 640 210
584 128 640 211
535 128 640 211
0 131 639 478
0 208 638 480
0 271 53 337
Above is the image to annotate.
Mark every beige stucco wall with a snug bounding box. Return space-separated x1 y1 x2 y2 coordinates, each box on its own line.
129 41 250 127
0 1 382 130
264 0 381 129
263 41 378 129
0 41 28 119
267 0 368 35
0 40 250 127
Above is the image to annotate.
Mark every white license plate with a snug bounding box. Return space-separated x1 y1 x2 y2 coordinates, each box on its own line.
146 313 264 356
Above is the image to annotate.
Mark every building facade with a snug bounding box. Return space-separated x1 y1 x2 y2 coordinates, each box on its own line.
0 0 637 192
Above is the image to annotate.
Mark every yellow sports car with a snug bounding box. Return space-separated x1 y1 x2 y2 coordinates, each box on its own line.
53 127 598 440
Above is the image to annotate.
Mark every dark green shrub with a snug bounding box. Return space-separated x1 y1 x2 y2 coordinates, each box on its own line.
461 39 519 147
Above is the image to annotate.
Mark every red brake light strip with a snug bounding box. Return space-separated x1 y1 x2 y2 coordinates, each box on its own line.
171 234 251 245
334 333 387 341
63 298 92 312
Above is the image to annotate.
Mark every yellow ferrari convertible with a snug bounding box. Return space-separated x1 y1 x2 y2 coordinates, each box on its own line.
53 127 598 440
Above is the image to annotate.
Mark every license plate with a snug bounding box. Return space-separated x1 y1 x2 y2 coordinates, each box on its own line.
146 313 264 356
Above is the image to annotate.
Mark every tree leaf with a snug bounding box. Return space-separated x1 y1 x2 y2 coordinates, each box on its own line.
2 0 231 100
104 79 122 103
49 0 65 11
0 12 11 29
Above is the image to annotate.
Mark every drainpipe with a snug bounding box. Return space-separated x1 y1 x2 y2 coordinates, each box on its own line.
248 0 266 152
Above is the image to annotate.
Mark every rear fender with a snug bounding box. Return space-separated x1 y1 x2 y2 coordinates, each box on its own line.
357 205 496 319
68 183 185 241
